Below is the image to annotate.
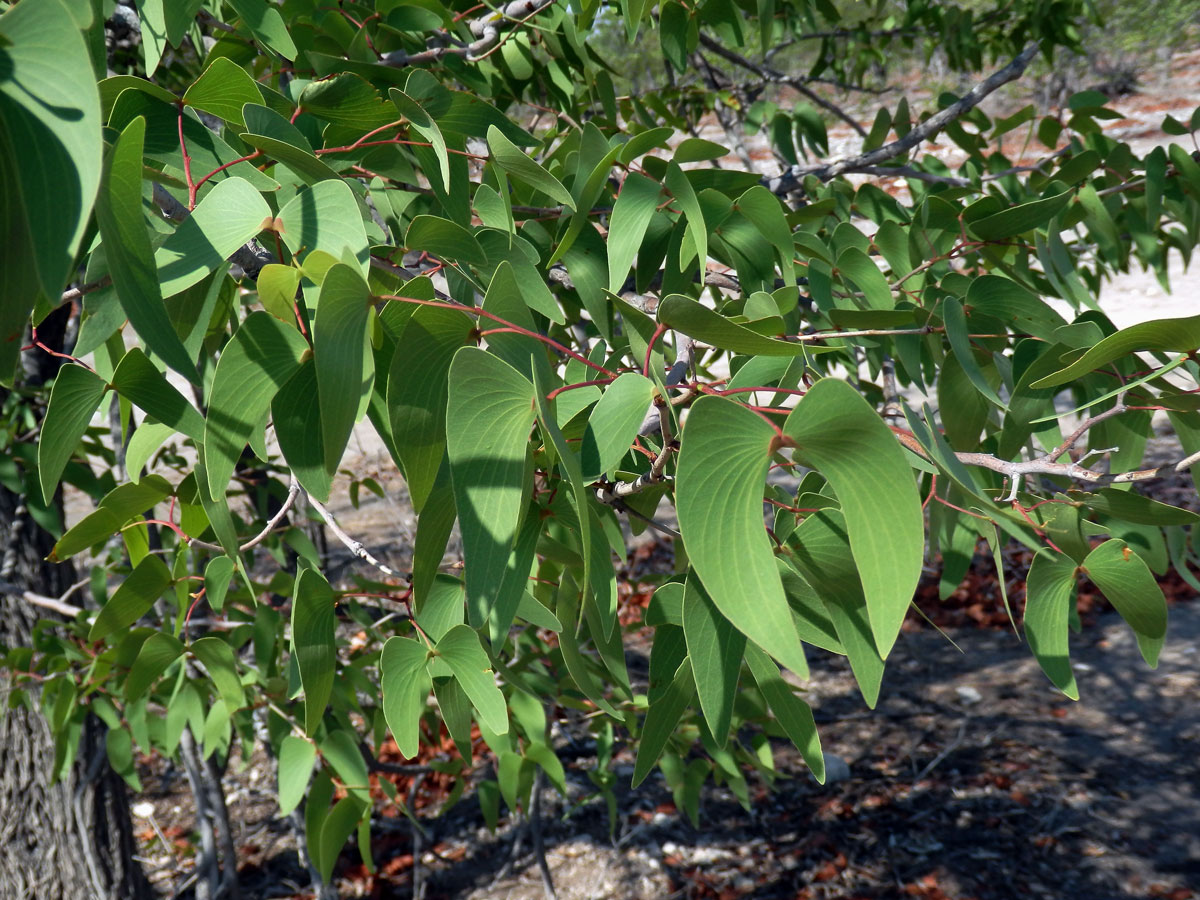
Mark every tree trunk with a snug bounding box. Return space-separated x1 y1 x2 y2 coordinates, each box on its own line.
0 309 153 900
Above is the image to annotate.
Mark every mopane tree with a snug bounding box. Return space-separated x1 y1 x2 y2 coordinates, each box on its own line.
3 0 1200 895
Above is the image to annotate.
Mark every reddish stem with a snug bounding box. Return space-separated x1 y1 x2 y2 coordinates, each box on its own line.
718 386 807 398
178 107 196 209
452 3 486 21
546 378 615 400
185 587 207 631
194 150 263 192
23 326 93 369
130 518 190 543
382 294 617 376
317 138 486 160
644 322 667 377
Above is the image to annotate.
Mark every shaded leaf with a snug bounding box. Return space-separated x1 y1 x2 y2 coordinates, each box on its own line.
314 265 373 473
784 379 923 658
632 658 693 787
445 348 534 627
682 575 745 748
487 125 574 209
292 568 337 734
436 624 508 735
380 636 432 758
1024 550 1080 699
675 396 808 675
744 642 824 781
39 365 107 504
97 117 198 383
0 0 102 380
388 306 474 511
203 312 309 499
125 633 184 701
278 736 316 816
156 176 272 298
1083 540 1167 666
580 373 655 480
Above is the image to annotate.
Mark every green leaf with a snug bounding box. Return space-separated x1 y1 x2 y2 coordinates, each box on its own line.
97 117 198 384
487 125 574 210
316 796 365 884
111 348 206 441
52 476 174 560
1082 540 1168 666
278 735 316 815
292 568 337 734
965 275 1068 343
967 189 1072 240
943 297 1005 409
1032 315 1200 389
1083 489 1200 526
110 91 277 193
155 176 272 298
632 658 693 787
241 132 341 185
277 180 371 276
1024 549 1080 699
675 396 808 675
516 592 562 631
182 57 261 127
38 365 107 504
226 0 297 59
608 172 662 291
736 186 797 289
787 510 885 707
88 555 172 642
314 265 372 473
125 633 184 701
273 359 332 501
435 624 508 736
744 642 824 781
203 311 309 499
301 73 395 131
204 556 235 612
665 161 707 270
416 575 466 643
190 636 246 711
658 295 816 356
320 729 370 802
682 575 745 748
445 348 535 627
0 0 102 381
391 88 450 191
784 379 923 658
380 636 432 758
388 306 474 511
836 247 892 310
580 372 655 480
405 215 486 266
532 367 605 638
674 138 728 163
256 264 302 323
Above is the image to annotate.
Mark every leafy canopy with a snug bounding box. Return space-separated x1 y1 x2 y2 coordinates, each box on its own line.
4 0 1200 871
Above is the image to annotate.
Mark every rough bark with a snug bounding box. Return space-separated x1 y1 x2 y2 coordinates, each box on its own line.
0 308 153 900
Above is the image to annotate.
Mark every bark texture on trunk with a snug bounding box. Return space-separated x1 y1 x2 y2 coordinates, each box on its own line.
0 309 153 900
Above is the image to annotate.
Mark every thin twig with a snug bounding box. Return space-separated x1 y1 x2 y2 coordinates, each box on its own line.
766 43 1041 193
382 0 555 67
697 33 868 138
306 495 404 580
189 479 302 554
